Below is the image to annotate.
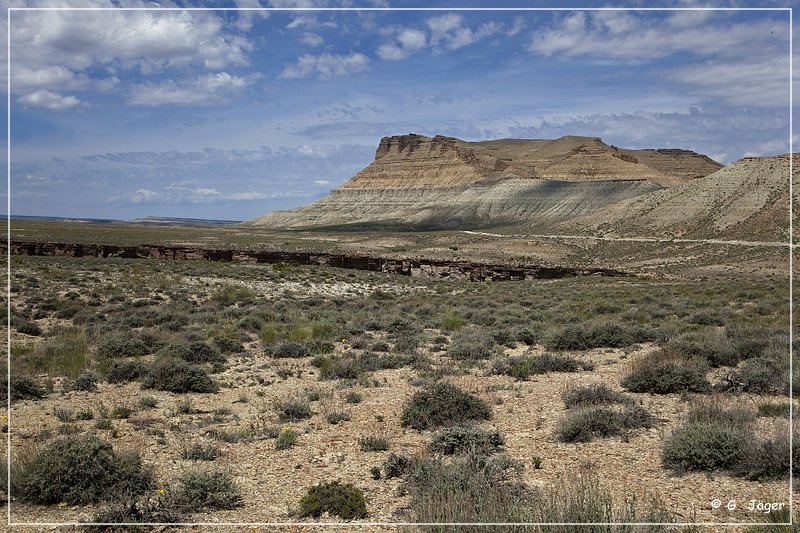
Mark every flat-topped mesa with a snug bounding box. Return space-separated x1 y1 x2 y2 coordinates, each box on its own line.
247 133 724 230
340 133 722 190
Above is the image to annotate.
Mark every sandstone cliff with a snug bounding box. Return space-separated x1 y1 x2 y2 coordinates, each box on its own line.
248 133 723 230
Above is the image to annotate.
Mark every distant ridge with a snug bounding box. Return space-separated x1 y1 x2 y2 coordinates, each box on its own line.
10 215 242 227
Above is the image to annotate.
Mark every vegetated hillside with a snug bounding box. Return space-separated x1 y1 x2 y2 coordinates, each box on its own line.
561 154 798 241
249 133 720 230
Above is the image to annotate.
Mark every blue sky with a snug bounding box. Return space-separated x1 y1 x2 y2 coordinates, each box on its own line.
4 0 795 220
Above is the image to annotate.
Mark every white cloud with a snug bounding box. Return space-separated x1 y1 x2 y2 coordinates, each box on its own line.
426 14 502 51
9 6 254 104
528 11 788 63
377 28 427 61
313 179 330 186
131 189 160 203
226 191 269 200
300 32 324 47
666 56 789 108
507 16 526 37
128 72 253 106
279 52 369 79
17 89 80 110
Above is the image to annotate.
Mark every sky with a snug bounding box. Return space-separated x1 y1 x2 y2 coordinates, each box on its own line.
3 0 796 220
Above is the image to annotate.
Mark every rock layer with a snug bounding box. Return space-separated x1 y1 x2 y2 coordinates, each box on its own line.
250 133 721 230
561 154 798 241
3 240 630 282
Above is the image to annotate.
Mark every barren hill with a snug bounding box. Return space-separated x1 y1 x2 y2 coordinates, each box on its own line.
249 134 721 230
560 153 798 241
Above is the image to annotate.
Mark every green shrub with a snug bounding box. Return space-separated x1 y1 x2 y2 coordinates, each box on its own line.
11 435 152 504
662 421 752 472
276 398 311 422
276 429 299 450
345 391 363 404
326 411 351 425
401 382 491 430
180 443 222 461
15 321 41 336
491 353 592 380
562 384 632 408
439 310 465 332
97 333 151 358
27 328 89 377
159 341 225 365
106 360 148 384
6 374 45 401
428 426 504 456
447 326 496 360
544 322 651 351
383 453 412 478
272 342 310 358
686 399 756 429
405 453 528 525
70 372 98 392
734 430 794 481
298 480 367 520
668 329 737 367
621 349 710 394
732 357 786 394
358 435 389 452
756 399 790 418
212 336 244 354
141 358 219 393
557 405 657 443
171 469 243 512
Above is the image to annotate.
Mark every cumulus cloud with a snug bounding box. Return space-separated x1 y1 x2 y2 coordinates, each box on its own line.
9 5 254 107
279 52 369 79
127 72 254 106
17 89 80 110
377 29 427 60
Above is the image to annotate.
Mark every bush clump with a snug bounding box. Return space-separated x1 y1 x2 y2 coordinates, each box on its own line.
556 405 657 443
11 435 152 504
668 329 737 367
491 353 593 380
272 342 310 358
544 322 651 351
562 384 632 408
447 326 496 360
662 421 752 472
97 333 151 358
141 358 219 393
732 357 786 394
171 469 243 512
276 398 312 422
383 453 412 478
159 341 225 365
106 360 148 384
298 480 367 520
621 349 710 394
6 374 45 401
428 426 504 456
401 382 491 430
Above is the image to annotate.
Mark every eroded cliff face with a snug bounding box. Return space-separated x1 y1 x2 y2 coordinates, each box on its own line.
249 133 723 230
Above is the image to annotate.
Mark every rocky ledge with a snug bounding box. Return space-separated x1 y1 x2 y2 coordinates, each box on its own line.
4 240 631 282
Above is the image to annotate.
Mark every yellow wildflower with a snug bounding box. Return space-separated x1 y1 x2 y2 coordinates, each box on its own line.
157 488 166 495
